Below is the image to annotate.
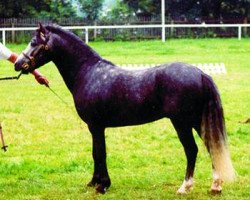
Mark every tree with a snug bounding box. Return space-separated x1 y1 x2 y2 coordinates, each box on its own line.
0 0 77 20
40 0 77 21
220 0 248 22
77 0 104 21
122 0 249 23
122 0 162 17
106 0 132 21
168 0 202 22
0 0 48 18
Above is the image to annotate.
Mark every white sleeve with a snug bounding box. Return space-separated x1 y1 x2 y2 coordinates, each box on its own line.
0 42 12 60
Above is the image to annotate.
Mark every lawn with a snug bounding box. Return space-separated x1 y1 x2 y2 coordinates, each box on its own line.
0 38 249 199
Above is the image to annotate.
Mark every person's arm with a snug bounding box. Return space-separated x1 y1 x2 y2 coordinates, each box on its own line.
0 43 49 86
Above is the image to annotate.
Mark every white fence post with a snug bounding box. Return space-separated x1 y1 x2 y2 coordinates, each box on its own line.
238 25 242 40
2 30 5 46
85 28 89 44
161 0 166 42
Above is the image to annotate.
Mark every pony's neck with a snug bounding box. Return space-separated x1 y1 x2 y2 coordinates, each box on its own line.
51 32 101 92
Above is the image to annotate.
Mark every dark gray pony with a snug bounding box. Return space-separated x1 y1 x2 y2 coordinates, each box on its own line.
15 24 235 194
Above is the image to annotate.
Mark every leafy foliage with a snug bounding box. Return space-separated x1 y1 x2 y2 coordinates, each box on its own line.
77 0 104 21
107 1 132 20
41 0 77 20
0 0 248 24
121 0 249 22
122 0 162 17
0 0 77 20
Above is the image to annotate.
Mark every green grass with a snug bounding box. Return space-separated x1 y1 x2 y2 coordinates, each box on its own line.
0 38 249 199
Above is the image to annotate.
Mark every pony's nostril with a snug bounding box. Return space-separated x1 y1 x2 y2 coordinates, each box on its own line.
14 61 24 71
14 62 20 71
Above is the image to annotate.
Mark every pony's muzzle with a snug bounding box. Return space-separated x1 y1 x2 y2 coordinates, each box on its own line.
14 52 34 72
14 59 30 73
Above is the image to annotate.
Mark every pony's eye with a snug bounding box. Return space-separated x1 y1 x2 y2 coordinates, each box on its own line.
30 41 37 47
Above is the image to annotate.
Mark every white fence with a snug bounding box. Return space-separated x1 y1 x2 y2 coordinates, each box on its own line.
0 23 249 45
118 63 227 75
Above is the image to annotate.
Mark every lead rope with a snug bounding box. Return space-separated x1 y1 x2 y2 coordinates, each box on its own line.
0 71 22 81
0 71 69 107
46 85 71 108
0 72 22 152
0 72 74 152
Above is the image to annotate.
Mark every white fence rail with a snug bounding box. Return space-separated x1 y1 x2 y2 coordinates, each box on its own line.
118 63 227 75
0 23 249 45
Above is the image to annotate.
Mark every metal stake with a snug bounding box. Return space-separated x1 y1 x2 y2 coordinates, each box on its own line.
0 123 8 152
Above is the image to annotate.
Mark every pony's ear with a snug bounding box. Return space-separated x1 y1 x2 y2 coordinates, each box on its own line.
38 23 46 34
37 23 46 41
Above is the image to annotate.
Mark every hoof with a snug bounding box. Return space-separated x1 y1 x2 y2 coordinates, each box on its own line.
177 179 193 194
176 186 193 195
96 184 107 194
87 181 96 187
210 179 222 195
177 189 187 195
87 176 110 194
210 188 222 195
87 176 100 187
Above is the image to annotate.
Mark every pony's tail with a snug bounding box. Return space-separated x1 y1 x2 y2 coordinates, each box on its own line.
201 74 235 182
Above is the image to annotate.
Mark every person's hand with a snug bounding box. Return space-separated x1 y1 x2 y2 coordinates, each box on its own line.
35 74 49 86
32 70 49 87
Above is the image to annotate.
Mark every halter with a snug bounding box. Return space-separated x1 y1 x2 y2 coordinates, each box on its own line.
22 43 49 70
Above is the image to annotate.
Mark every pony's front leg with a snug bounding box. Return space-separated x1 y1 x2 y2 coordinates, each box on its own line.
87 125 111 194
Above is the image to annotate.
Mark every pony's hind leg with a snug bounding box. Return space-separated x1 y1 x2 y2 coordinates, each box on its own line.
210 167 223 194
194 126 223 194
194 121 223 194
171 118 198 194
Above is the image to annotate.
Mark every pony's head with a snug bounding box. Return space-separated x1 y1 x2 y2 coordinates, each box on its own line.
15 23 52 73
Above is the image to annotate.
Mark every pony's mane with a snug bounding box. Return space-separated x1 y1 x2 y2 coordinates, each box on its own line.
45 25 101 60
45 25 84 45
42 25 119 67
